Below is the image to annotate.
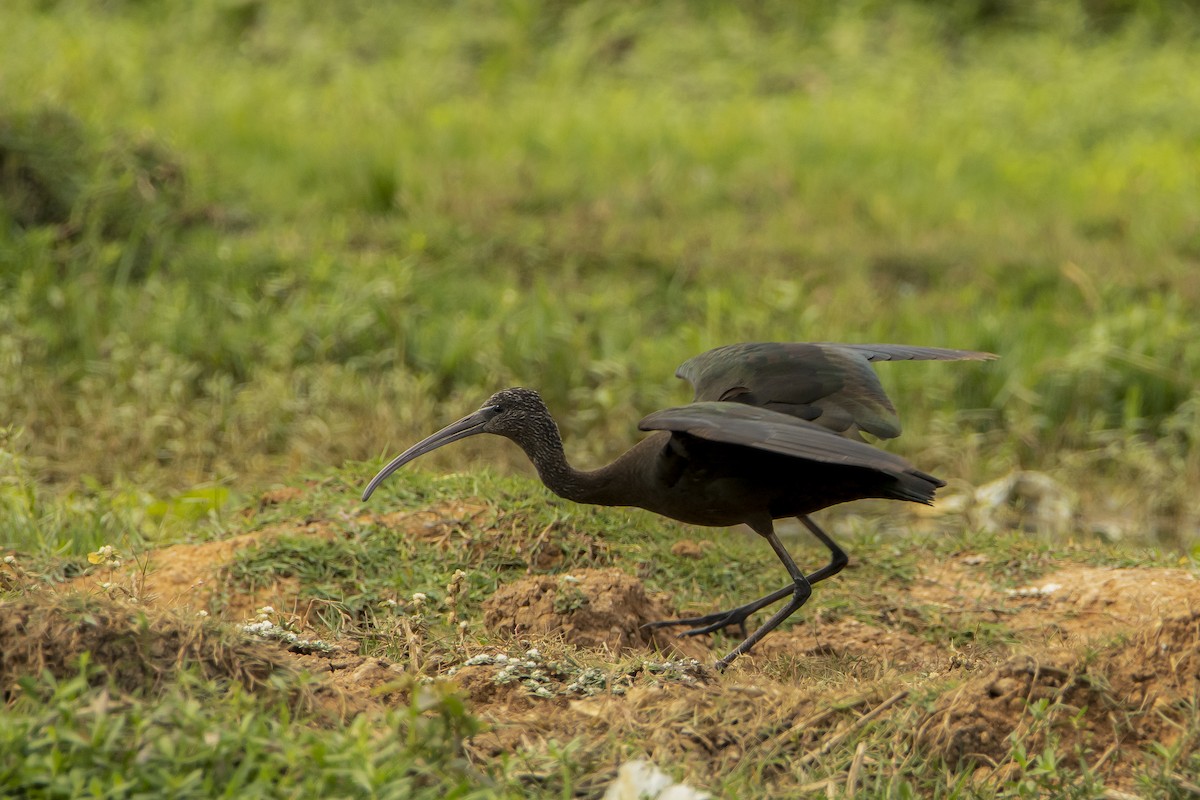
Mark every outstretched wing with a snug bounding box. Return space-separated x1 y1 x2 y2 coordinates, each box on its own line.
639 402 942 490
676 342 995 439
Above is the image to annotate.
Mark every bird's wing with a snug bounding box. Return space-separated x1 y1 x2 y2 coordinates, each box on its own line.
676 342 995 439
638 402 937 481
830 343 997 364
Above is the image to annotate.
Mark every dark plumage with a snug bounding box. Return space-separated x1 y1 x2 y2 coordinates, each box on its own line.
362 342 995 670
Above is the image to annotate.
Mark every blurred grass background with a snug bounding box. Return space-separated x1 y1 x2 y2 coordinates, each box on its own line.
2 0 1198 549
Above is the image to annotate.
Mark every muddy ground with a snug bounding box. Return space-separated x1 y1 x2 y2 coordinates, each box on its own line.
5 499 1200 795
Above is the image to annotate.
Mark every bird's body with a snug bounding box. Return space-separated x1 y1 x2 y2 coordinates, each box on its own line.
528 414 940 529
362 342 994 670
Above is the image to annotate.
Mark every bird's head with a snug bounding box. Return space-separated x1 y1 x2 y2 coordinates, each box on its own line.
475 387 551 437
361 387 549 501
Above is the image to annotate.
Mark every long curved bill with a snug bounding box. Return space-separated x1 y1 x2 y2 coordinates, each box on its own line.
361 406 497 501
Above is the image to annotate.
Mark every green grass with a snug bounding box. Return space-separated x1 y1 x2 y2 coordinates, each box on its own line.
1 0 1197 521
1 659 495 799
4 0 1200 796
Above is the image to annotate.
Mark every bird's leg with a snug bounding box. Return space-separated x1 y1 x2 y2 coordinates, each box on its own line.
797 514 849 583
643 515 847 638
714 523 813 671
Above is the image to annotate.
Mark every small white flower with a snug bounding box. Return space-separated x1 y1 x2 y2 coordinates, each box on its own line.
3 555 15 564
410 592 428 606
257 606 275 615
197 610 208 617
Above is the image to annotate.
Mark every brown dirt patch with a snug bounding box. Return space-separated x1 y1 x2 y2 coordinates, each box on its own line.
1004 565 1200 643
254 486 307 509
908 558 1200 646
2 578 413 720
906 553 997 608
1106 610 1200 709
670 538 713 559
481 568 710 660
55 524 333 621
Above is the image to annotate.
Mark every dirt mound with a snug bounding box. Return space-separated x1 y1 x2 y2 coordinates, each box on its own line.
0 593 298 700
921 654 1093 766
481 568 709 659
922 610 1200 783
0 588 417 719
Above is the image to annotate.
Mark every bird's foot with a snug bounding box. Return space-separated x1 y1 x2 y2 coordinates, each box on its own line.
642 608 752 639
643 585 794 639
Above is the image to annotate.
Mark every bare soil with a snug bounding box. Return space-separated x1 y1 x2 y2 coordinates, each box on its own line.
11 502 1200 792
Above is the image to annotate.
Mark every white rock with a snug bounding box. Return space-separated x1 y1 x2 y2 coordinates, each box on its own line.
602 760 710 800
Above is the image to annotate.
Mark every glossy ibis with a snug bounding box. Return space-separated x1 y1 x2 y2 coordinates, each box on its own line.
362 342 994 670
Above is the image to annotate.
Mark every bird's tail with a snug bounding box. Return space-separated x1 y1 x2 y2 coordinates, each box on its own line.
891 469 946 506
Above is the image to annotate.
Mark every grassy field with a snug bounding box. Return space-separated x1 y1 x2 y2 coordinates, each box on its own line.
3 0 1200 797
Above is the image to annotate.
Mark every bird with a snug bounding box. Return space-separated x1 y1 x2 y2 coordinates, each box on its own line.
361 342 995 670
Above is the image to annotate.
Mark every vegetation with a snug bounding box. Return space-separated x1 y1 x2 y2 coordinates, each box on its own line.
3 0 1199 797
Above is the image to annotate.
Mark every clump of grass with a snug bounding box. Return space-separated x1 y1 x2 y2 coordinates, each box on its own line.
0 105 189 282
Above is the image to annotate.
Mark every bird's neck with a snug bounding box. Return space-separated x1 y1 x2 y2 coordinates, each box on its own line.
511 416 624 506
